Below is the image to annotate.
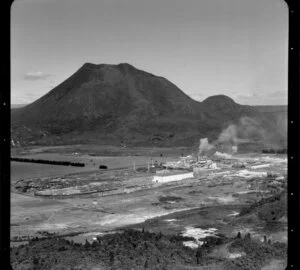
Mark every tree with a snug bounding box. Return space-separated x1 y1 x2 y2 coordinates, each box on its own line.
263 235 267 243
196 248 202 264
32 256 39 265
84 239 90 248
144 259 149 268
267 239 272 244
109 251 114 264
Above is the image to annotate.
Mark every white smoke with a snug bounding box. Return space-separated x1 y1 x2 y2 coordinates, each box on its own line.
238 117 264 140
217 117 266 146
231 146 238 154
215 116 266 150
198 115 286 158
214 151 232 159
198 138 214 156
212 146 237 160
217 124 238 145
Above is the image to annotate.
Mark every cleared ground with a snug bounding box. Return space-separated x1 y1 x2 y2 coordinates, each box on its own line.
11 162 95 182
10 145 287 269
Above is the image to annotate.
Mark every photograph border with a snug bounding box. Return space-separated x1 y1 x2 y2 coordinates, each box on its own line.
285 0 300 269
1 0 299 269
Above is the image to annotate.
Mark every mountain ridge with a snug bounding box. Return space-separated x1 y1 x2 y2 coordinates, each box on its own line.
11 63 286 148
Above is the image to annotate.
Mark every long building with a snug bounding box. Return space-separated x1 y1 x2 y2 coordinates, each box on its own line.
152 172 194 183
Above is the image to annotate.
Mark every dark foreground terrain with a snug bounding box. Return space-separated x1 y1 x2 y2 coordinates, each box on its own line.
11 228 286 270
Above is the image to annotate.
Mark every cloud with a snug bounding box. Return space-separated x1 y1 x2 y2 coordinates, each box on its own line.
269 90 287 98
235 90 287 105
24 71 52 80
11 94 31 104
24 92 41 98
48 79 59 89
189 92 203 101
11 89 46 104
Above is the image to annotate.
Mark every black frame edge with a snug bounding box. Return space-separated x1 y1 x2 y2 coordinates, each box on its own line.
2 0 299 270
1 0 12 269
285 0 300 269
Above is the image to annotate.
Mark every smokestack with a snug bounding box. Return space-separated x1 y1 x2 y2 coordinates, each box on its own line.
198 138 214 157
232 146 238 154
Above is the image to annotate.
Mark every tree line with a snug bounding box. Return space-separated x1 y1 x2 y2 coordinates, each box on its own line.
11 157 85 167
262 148 287 154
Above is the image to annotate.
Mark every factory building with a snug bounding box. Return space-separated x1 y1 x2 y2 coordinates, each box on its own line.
152 172 194 183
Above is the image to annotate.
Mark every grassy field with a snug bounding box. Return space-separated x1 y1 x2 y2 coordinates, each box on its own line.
11 155 170 184
11 161 96 183
11 145 191 157
11 144 180 184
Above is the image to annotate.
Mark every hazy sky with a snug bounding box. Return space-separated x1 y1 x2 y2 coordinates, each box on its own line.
11 0 288 105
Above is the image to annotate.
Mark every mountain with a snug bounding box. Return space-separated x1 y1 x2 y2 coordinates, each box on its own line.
11 104 27 109
253 105 287 113
11 63 285 147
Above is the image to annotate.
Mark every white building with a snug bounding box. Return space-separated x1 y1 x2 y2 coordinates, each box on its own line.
152 172 194 183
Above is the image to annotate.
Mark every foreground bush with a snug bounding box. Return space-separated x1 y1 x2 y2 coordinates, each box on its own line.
11 229 286 270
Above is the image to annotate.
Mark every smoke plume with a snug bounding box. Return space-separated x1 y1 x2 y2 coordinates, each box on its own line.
198 114 287 158
214 151 232 159
218 124 238 145
198 138 214 156
231 145 238 154
216 116 270 147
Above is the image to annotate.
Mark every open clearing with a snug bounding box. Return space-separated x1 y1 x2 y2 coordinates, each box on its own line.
11 162 95 182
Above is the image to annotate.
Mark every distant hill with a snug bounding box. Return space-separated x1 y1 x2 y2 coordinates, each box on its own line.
11 63 286 148
11 104 27 109
253 105 287 113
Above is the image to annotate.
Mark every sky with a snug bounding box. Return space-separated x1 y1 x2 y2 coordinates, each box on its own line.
11 0 288 105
